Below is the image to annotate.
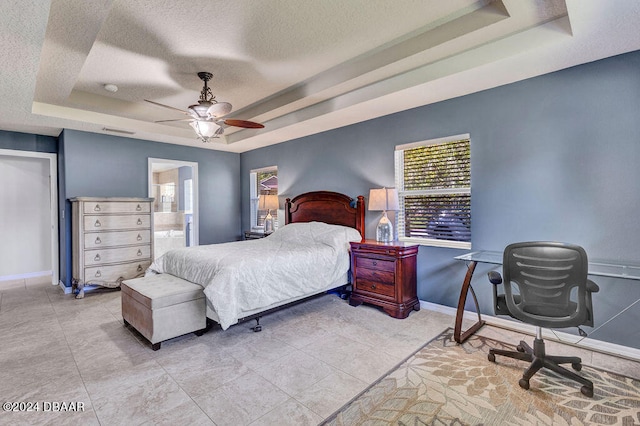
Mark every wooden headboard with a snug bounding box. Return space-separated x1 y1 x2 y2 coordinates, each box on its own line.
285 191 365 238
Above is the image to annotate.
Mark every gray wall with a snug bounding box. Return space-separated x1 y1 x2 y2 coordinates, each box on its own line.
59 129 241 287
240 50 640 349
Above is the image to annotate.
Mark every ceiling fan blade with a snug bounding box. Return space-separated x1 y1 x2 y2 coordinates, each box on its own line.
155 118 193 123
223 119 264 129
145 99 189 114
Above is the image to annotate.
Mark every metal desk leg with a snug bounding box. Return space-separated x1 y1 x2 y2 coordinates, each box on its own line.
454 260 485 343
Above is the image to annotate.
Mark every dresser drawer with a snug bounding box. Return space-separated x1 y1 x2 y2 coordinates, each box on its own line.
355 256 395 273
84 261 151 284
83 201 151 214
84 245 151 266
84 230 151 248
83 214 150 231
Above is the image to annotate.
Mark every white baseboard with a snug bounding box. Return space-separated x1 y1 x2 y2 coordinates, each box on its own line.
419 300 640 362
59 281 72 294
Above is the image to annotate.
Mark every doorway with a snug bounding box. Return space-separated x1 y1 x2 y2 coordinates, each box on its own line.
148 158 199 259
0 149 58 285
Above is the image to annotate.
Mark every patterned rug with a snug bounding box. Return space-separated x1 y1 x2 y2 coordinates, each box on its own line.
322 328 640 425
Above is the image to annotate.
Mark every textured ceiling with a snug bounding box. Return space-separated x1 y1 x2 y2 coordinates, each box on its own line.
1 0 640 153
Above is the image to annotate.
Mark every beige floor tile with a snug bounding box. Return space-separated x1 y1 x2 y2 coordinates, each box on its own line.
0 278 25 291
194 370 290 426
250 398 323 426
25 273 54 286
91 372 191 425
255 348 335 396
301 333 372 369
292 370 367 419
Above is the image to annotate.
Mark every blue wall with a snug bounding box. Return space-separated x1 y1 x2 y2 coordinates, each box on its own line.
240 50 640 349
0 130 57 153
58 130 241 287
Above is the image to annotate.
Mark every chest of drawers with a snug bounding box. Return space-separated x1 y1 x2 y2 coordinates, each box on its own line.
349 240 420 319
71 197 154 298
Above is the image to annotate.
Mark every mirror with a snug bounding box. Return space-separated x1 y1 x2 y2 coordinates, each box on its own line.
148 158 199 259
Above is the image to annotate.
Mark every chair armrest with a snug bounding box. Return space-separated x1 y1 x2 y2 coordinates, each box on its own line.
586 279 599 293
488 271 503 285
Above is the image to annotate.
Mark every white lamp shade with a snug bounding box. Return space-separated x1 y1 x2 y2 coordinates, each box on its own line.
207 102 233 118
190 120 222 140
259 194 279 210
368 188 399 211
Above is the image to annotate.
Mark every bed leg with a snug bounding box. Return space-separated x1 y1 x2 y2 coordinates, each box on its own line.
251 317 262 332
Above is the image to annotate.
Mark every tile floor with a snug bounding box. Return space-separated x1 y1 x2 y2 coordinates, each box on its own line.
0 278 638 425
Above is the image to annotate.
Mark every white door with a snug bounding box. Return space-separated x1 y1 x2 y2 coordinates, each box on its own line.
0 152 56 283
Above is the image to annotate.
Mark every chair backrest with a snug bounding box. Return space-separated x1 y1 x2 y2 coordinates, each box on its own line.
502 241 590 329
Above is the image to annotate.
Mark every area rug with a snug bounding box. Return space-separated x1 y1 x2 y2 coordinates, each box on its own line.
322 328 640 425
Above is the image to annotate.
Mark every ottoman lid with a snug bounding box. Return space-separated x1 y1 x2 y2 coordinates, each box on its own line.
122 274 204 309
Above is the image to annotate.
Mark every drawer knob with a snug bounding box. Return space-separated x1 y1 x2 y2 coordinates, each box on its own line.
94 204 101 211
95 237 101 244
95 270 102 277
137 234 142 241
136 204 142 211
371 284 377 289
372 261 377 266
94 220 101 227
137 218 142 225
94 254 101 261
137 264 143 272
137 249 142 256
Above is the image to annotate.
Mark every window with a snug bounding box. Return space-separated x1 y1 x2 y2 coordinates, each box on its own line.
394 134 471 249
250 166 278 230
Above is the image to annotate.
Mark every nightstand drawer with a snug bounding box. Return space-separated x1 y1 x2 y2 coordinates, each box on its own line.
355 278 395 298
356 257 394 273
355 266 395 286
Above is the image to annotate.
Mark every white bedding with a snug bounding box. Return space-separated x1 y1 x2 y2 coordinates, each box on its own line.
147 221 362 330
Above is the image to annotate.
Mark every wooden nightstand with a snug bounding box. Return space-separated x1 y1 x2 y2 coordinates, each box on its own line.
244 230 272 240
349 240 420 319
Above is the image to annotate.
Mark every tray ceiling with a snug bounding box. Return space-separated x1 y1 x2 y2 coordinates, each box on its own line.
1 0 640 153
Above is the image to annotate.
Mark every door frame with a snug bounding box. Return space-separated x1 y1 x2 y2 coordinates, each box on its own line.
0 148 59 285
147 158 199 247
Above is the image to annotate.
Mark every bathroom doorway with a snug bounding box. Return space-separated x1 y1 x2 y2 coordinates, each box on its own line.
148 158 199 259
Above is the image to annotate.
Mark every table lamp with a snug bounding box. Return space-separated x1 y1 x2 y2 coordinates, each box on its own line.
368 187 399 242
259 194 279 233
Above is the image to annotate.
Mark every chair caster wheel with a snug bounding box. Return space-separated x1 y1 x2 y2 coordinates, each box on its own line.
518 379 530 390
572 362 582 371
251 325 262 332
516 345 525 352
488 353 496 362
580 385 593 397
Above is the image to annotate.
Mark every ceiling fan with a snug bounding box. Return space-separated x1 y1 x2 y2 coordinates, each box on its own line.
145 72 264 142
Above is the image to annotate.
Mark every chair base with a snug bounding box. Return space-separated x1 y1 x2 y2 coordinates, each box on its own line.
488 338 594 397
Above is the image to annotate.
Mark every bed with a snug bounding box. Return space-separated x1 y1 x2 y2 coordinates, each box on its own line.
146 191 365 330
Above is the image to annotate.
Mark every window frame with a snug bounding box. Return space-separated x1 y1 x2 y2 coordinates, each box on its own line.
394 133 471 249
250 165 278 230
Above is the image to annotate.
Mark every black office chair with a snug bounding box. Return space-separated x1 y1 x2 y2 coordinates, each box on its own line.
487 242 599 397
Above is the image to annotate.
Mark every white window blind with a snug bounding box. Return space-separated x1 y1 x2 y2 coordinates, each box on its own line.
395 134 471 249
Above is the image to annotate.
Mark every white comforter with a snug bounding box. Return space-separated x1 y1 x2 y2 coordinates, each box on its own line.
147 222 362 330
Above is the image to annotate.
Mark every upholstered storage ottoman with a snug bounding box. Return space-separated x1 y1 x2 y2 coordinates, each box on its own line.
121 274 207 350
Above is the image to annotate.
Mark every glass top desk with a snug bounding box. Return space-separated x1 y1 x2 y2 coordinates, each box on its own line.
452 250 640 343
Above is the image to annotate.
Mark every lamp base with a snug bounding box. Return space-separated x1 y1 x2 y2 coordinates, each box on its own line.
264 212 274 233
376 212 393 242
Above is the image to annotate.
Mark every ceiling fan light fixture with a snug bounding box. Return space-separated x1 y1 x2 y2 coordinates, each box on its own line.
188 101 212 118
190 119 223 142
207 101 232 118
